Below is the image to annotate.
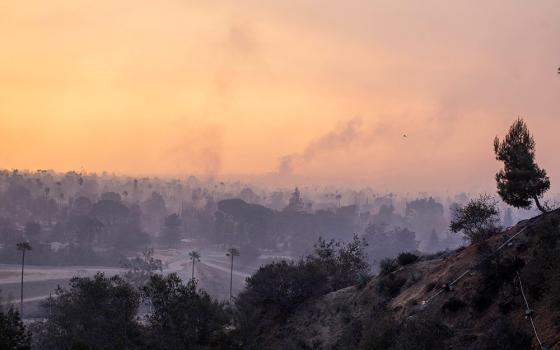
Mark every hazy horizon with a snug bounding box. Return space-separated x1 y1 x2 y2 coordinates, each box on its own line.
1 1 559 192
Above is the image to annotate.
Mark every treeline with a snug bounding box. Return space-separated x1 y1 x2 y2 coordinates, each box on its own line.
0 167 466 267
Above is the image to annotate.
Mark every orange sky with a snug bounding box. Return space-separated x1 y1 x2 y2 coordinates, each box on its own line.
1 1 559 191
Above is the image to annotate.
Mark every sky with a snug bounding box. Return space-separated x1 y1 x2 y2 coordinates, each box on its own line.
1 1 559 192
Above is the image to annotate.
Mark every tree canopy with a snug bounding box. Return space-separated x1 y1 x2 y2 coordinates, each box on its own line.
494 118 550 213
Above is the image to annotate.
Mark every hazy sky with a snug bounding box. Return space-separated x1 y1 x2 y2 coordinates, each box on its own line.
1 1 559 191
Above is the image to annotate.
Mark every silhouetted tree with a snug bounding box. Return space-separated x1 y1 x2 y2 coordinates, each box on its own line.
285 187 305 212
494 118 550 213
142 274 229 350
38 273 143 349
450 195 500 243
90 199 129 226
161 213 182 246
0 305 31 350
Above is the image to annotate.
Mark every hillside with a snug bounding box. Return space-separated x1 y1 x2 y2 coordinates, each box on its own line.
259 209 560 350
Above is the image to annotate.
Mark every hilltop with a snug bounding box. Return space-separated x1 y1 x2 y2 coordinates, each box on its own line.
256 209 560 349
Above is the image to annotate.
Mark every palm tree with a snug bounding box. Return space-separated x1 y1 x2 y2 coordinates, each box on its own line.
226 248 240 301
188 250 201 280
16 242 31 315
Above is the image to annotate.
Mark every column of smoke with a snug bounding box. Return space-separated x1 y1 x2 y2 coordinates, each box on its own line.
277 117 365 175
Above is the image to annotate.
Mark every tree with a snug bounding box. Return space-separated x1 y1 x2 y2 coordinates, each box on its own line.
494 118 550 213
226 248 240 300
0 305 31 350
308 234 370 290
67 215 104 245
161 213 182 246
235 236 370 347
16 242 31 315
90 199 130 226
37 273 143 350
142 274 230 350
122 247 163 288
450 195 501 243
285 187 305 212
189 250 201 280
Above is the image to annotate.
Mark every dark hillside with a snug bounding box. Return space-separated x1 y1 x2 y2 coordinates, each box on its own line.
257 209 560 349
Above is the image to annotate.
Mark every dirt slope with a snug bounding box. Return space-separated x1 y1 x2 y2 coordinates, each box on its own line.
261 210 560 350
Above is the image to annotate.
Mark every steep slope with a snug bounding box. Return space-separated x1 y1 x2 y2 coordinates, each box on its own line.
261 210 560 350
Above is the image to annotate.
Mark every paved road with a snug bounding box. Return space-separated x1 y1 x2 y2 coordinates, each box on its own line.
0 247 255 306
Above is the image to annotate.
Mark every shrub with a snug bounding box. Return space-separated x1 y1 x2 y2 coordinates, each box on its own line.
361 309 451 350
379 258 399 275
0 306 31 350
310 234 370 290
377 274 406 298
398 252 419 266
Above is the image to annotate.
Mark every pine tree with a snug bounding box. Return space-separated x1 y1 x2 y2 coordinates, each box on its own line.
494 118 550 213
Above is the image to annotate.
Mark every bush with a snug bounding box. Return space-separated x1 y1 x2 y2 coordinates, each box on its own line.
398 252 419 266
309 234 370 290
379 258 399 275
377 274 406 298
0 306 31 350
360 309 451 350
